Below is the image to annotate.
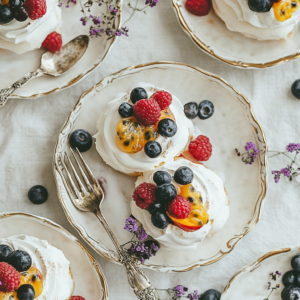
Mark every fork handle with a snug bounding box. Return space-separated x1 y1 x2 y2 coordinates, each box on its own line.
0 69 43 108
95 212 125 257
95 212 158 300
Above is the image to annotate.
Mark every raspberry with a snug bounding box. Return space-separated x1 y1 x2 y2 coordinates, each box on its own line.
151 91 172 110
185 0 211 16
70 297 85 300
0 262 21 293
189 135 212 161
167 196 191 219
133 99 161 126
23 0 47 20
42 32 62 53
133 183 158 210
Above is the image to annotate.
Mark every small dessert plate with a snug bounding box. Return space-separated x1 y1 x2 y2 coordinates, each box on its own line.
53 61 267 272
222 246 296 299
0 212 108 300
0 2 122 99
172 0 300 68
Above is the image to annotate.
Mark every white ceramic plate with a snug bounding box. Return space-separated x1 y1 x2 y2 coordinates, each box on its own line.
0 212 108 300
53 61 268 272
222 246 296 299
0 2 122 99
172 0 300 68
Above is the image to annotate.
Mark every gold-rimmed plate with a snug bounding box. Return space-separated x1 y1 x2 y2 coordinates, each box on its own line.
53 61 268 272
0 212 108 300
222 246 296 299
0 2 122 99
172 0 300 69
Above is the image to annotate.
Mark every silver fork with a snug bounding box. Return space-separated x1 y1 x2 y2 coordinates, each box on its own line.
55 148 158 300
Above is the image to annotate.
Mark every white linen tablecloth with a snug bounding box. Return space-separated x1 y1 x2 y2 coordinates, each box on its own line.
1 1 300 299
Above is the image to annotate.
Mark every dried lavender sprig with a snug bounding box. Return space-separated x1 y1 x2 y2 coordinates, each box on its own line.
60 0 158 38
263 271 282 300
236 142 300 183
123 217 159 263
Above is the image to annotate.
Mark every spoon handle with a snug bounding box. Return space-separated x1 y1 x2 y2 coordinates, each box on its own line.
0 69 43 108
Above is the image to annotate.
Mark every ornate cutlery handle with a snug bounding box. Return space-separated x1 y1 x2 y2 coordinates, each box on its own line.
0 69 43 108
95 212 158 300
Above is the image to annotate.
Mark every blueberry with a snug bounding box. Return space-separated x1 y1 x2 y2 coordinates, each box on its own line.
291 79 300 99
130 87 148 104
13 6 28 22
148 202 164 214
200 289 221 300
174 167 194 185
281 285 300 300
157 119 177 138
292 256 300 271
144 141 162 158
248 0 272 12
295 273 300 288
0 5 14 24
151 211 169 229
153 171 172 186
69 129 93 152
0 245 13 262
118 102 134 118
143 240 160 250
283 271 297 287
9 250 32 272
198 100 214 120
184 102 198 119
28 185 48 205
155 183 177 204
9 0 23 11
17 284 35 300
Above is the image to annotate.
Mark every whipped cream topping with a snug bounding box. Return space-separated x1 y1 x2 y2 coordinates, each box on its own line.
213 0 300 39
0 235 74 299
0 0 61 54
131 158 230 251
94 83 194 175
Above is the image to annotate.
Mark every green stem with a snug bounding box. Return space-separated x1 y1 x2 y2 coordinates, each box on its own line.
265 287 278 300
121 235 136 247
80 0 85 13
122 0 139 27
281 152 300 167
266 150 300 167
267 153 281 158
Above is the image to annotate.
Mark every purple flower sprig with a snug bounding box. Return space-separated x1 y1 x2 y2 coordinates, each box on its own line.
123 216 159 263
236 142 300 184
263 271 282 300
156 285 190 300
235 142 259 165
187 290 201 300
167 285 188 300
60 0 158 39
269 143 300 184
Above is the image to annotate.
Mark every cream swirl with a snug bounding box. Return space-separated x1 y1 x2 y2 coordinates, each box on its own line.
131 158 230 251
94 83 194 175
0 0 61 54
213 0 300 39
0 235 74 299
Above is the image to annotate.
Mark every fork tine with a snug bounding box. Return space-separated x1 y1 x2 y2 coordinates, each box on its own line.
64 151 88 196
60 154 83 200
55 155 77 201
75 148 102 189
70 148 94 193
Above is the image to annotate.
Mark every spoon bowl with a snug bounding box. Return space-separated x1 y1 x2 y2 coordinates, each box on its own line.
0 35 90 107
41 35 89 76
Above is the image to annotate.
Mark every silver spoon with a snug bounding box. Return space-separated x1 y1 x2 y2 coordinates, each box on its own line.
0 35 89 108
